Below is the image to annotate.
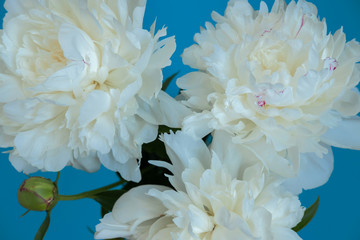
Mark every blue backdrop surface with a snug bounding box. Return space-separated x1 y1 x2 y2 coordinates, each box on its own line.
0 0 359 239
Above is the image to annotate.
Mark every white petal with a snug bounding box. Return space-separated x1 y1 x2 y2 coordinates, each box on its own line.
240 138 300 178
32 62 85 93
283 145 333 194
112 185 170 224
95 212 132 239
214 207 253 237
58 23 98 71
149 35 176 69
99 152 141 182
78 90 111 127
136 91 192 128
9 153 38 174
148 217 175 240
118 158 142 183
182 112 214 138
0 73 23 102
272 227 302 240
321 117 360 149
188 204 214 234
162 131 211 180
72 152 101 173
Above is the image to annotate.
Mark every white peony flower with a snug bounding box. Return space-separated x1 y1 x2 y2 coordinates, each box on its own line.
178 0 360 189
0 0 190 181
95 131 304 240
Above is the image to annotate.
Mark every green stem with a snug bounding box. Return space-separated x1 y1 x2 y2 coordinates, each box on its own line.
54 172 60 184
58 179 126 201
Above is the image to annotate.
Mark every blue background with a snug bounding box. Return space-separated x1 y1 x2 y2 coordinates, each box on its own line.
0 0 360 239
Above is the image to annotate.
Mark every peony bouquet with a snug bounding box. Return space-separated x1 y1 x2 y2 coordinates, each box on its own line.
1 0 359 239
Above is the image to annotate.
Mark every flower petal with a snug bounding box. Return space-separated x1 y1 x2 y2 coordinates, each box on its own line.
321 117 360 149
283 145 333 194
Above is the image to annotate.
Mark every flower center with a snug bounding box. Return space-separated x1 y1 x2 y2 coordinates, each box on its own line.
19 28 67 85
324 57 338 72
249 40 288 73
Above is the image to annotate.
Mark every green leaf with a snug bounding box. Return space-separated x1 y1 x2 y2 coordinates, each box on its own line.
161 72 179 91
34 211 51 240
91 190 126 217
87 226 95 235
293 196 320 232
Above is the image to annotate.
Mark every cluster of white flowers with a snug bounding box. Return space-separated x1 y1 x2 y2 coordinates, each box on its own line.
0 0 190 181
96 132 305 239
1 0 359 239
178 0 360 193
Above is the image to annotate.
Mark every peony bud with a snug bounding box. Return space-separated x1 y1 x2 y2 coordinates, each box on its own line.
17 177 58 211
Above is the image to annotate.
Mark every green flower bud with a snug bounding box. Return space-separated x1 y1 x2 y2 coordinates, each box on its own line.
17 177 58 211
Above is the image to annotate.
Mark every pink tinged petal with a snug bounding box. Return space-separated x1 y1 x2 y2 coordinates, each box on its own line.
58 23 98 72
136 91 191 128
78 90 111 127
72 152 101 173
283 145 333 194
323 57 338 72
112 185 170 225
321 117 360 150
